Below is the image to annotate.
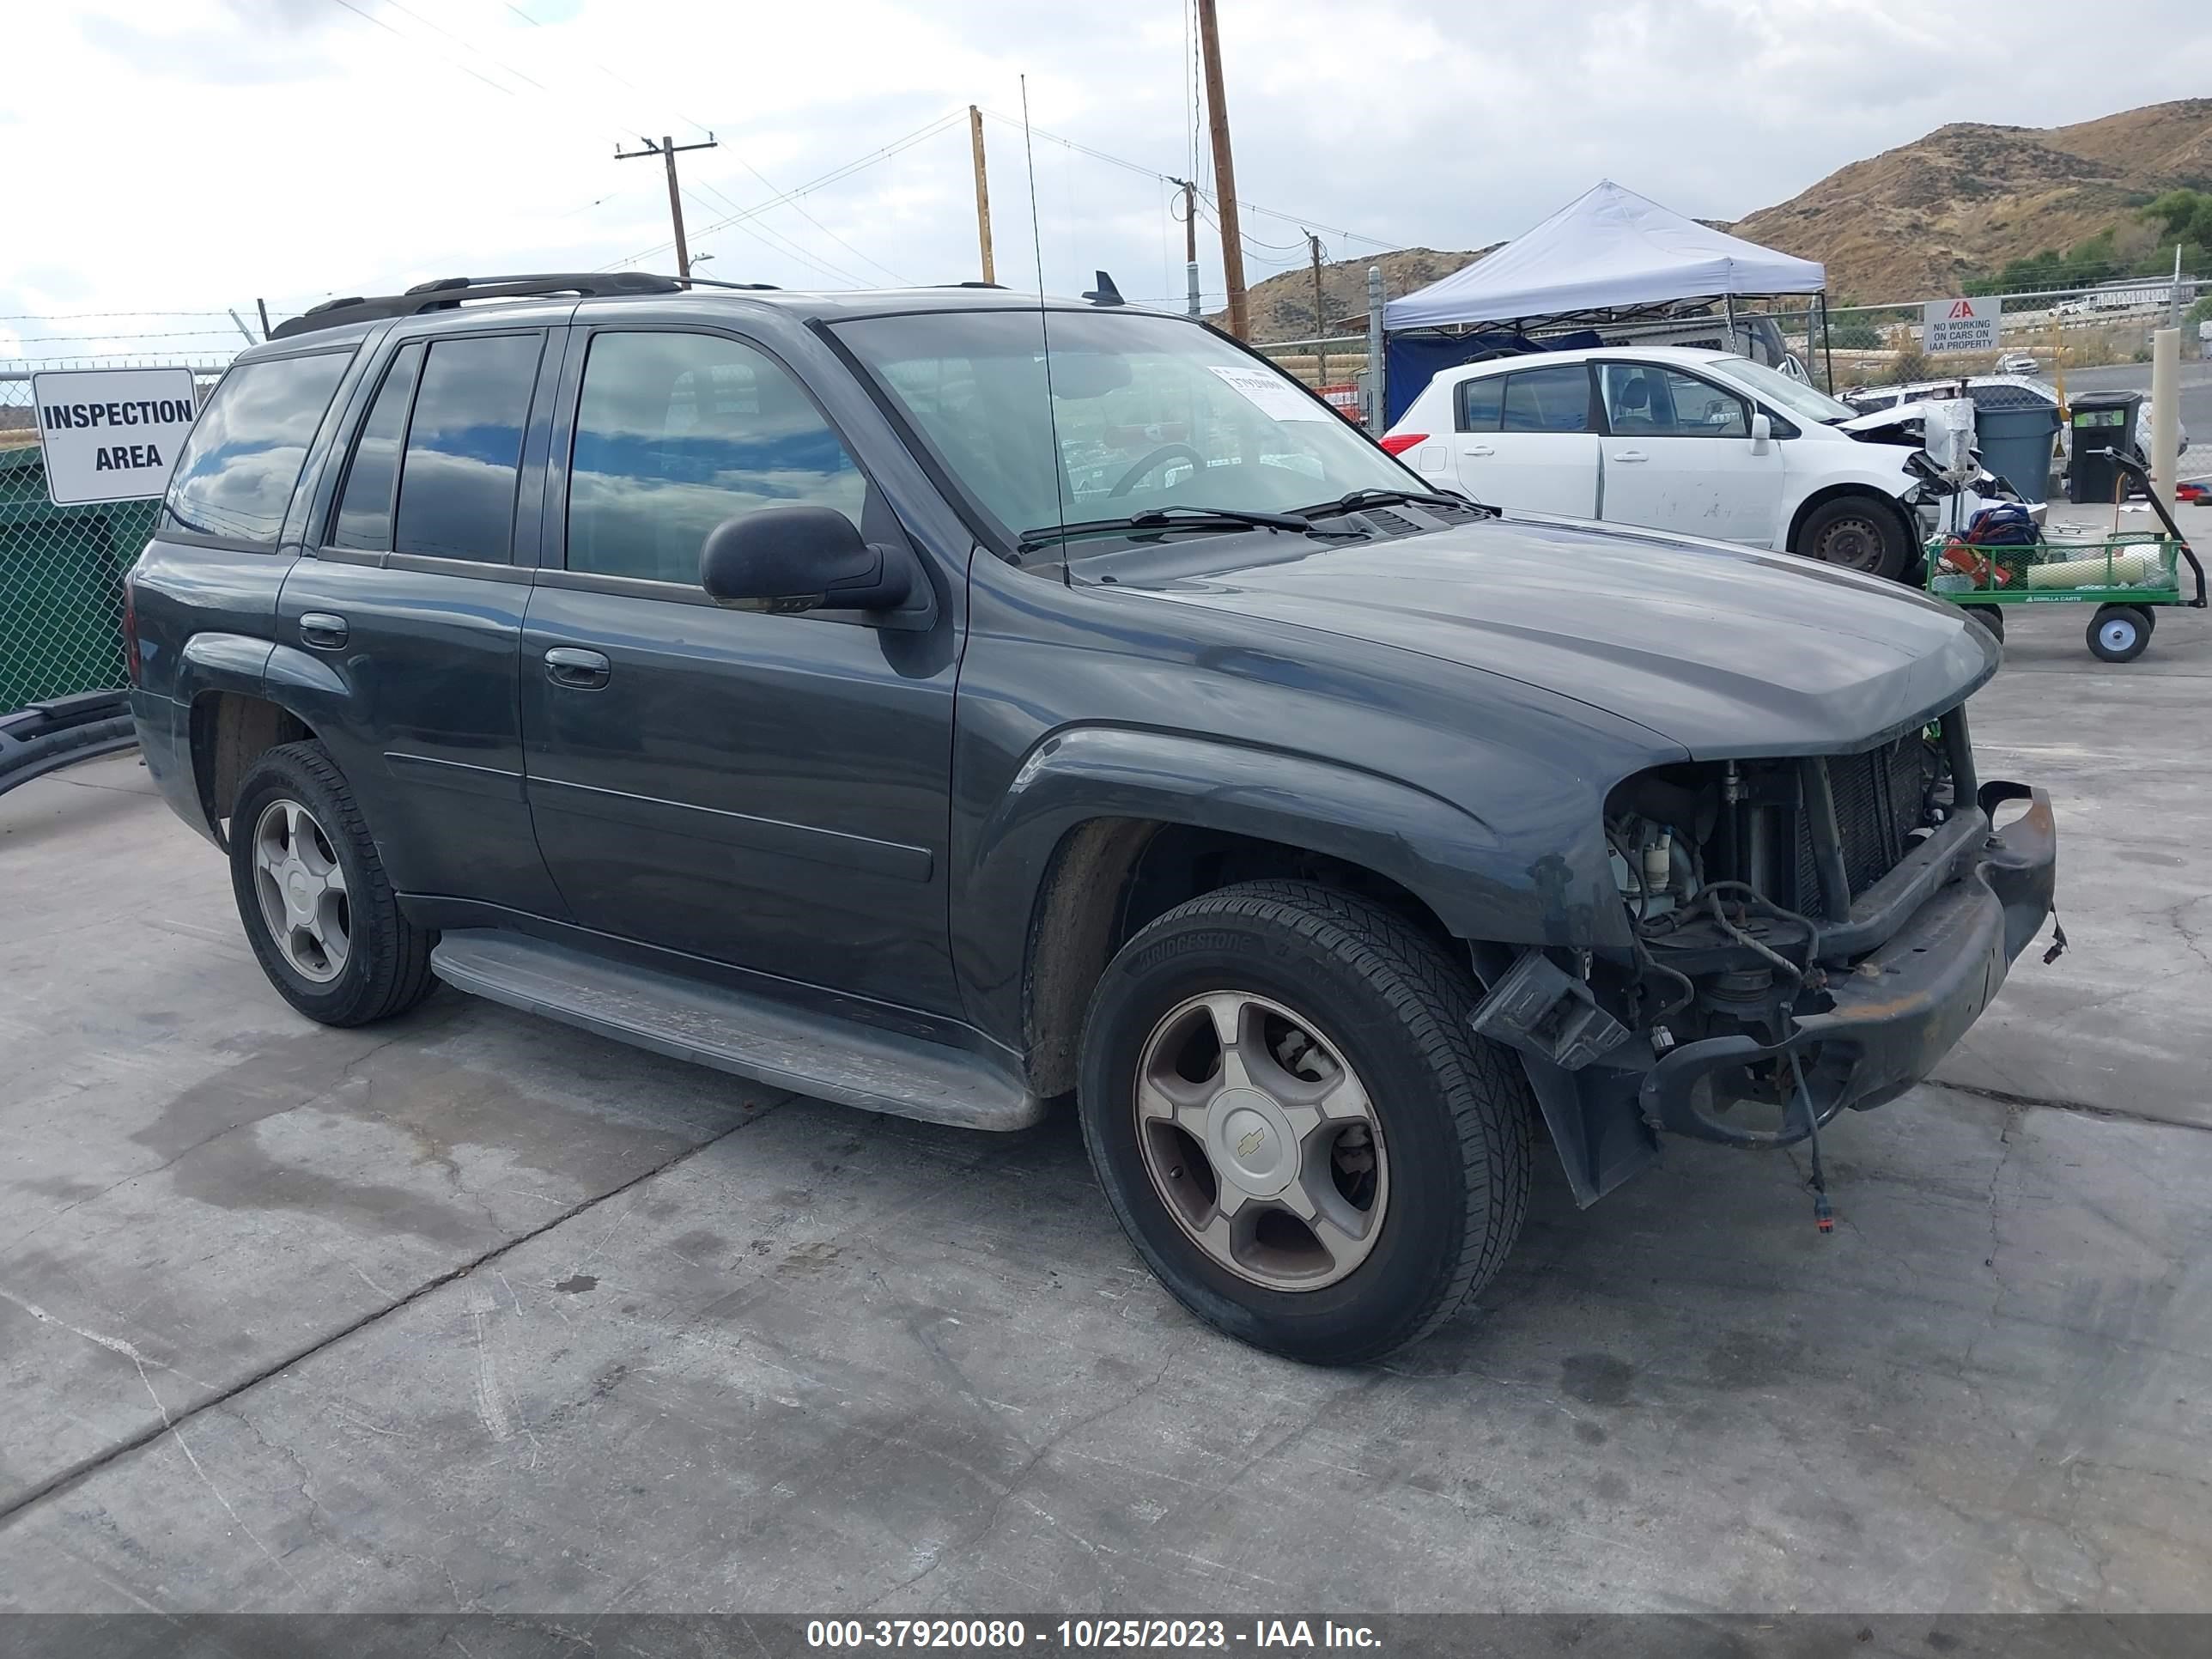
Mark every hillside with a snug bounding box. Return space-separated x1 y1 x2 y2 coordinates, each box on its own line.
1728 98 2212 300
1212 246 1490 340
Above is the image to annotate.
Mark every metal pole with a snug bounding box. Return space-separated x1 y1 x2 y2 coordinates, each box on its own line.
969 106 995 284
1177 179 1200 318
255 298 272 340
1195 0 1249 339
226 308 257 345
1818 291 1834 392
1309 234 1328 383
1366 265 1384 431
1723 292 1738 356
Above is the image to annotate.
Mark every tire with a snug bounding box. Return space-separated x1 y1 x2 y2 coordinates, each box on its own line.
2087 605 2150 664
228 740 437 1026
1963 604 2005 642
1076 879 1533 1364
1794 494 1911 580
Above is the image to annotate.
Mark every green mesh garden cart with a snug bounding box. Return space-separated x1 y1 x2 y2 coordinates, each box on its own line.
1926 453 2205 663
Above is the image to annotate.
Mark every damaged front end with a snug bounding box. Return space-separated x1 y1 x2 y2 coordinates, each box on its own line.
1470 703 2057 1207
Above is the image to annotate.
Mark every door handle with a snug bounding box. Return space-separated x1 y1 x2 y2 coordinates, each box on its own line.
299 612 348 649
1461 443 1496 457
543 646 611 690
1610 450 1648 463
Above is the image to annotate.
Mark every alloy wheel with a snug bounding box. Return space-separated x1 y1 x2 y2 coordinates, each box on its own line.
1133 990 1389 1291
250 798 351 983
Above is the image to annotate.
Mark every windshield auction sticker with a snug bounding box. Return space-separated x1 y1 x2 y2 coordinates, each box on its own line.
1206 363 1333 422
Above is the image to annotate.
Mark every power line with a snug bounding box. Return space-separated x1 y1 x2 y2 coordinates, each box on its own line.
337 0 905 286
608 110 967 270
976 108 1402 253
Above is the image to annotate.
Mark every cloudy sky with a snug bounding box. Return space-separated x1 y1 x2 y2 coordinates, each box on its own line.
5 0 2209 362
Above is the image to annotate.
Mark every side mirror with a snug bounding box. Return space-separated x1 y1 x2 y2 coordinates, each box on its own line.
1749 411 1773 453
698 506 913 615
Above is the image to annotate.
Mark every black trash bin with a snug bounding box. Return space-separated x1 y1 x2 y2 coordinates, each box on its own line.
2067 391 2143 503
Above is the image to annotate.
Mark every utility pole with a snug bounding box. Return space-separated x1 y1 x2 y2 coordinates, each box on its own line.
968 106 995 284
1194 0 1249 339
1307 232 1328 382
1171 178 1200 317
617 133 719 282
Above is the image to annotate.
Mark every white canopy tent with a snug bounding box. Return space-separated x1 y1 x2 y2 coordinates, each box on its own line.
1382 179 1826 331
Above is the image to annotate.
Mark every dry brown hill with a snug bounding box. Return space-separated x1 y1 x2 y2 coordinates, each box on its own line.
1727 99 2212 301
1212 246 1491 340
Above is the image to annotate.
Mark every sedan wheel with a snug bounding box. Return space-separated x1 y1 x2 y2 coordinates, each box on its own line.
1796 494 1910 580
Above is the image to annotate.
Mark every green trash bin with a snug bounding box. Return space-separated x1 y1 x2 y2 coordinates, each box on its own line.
0 443 157 712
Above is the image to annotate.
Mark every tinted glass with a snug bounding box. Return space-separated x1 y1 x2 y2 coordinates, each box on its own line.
834 308 1414 546
162 352 349 544
1601 364 1748 438
392 333 542 562
1456 375 1503 432
567 331 866 585
1500 366 1591 433
330 343 423 550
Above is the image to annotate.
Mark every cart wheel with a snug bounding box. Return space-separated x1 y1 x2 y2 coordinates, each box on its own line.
2087 605 2151 664
1963 605 2005 642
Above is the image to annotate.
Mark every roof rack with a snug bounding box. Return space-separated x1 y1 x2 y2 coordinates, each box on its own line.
268 272 684 339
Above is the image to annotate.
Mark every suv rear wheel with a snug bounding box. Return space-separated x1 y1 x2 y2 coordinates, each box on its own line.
1077 880 1532 1364
1795 493 1910 580
228 741 436 1026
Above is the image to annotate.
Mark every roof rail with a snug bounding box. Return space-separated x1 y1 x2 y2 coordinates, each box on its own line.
268 271 684 339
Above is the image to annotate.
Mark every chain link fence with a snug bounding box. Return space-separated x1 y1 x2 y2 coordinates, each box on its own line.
0 361 226 712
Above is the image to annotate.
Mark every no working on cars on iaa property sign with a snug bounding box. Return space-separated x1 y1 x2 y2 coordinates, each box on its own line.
30 367 198 506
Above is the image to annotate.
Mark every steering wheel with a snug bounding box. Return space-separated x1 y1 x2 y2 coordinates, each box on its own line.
1109 442 1206 499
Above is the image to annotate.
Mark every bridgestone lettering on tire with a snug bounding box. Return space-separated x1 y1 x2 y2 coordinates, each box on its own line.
228 741 436 1027
1077 879 1533 1364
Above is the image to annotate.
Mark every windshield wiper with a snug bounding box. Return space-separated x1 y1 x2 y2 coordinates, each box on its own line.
1016 505 1316 555
1295 486 1490 519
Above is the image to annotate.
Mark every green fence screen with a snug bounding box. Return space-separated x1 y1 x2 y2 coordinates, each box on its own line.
0 442 158 712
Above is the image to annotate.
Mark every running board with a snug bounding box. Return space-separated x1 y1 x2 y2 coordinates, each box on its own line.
430 930 1043 1132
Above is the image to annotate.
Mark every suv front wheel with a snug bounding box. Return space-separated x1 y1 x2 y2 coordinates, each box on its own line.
228 741 437 1027
1077 880 1532 1364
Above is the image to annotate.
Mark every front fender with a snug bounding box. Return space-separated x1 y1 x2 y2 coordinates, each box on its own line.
955 724 1632 1048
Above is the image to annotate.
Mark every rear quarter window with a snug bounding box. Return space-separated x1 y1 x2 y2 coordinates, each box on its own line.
161 351 351 546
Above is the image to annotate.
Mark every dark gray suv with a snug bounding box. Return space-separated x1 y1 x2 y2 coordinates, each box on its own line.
125 273 2057 1363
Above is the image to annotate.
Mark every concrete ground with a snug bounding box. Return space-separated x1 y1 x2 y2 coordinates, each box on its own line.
3 525 2209 1615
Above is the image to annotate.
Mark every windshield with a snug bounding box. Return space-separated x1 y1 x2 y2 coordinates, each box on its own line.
833 307 1417 547
1706 355 1857 425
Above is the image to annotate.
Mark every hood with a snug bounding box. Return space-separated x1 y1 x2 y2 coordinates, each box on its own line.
1097 516 1996 759
1838 400 1945 444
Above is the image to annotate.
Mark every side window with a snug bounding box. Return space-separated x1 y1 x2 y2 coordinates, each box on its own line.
1455 375 1503 433
392 333 543 562
329 343 424 550
567 331 866 586
1601 364 1750 438
1500 366 1592 434
161 352 350 545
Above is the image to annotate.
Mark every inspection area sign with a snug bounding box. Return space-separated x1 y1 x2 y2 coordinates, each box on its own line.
31 367 198 506
1922 296 2000 354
